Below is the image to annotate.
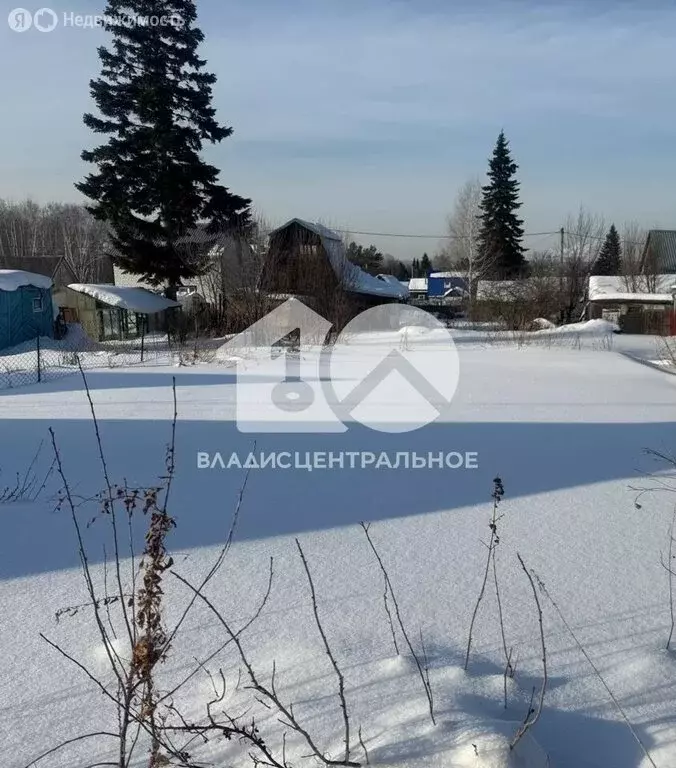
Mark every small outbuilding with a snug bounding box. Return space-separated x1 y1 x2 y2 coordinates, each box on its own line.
427 272 468 298
0 269 54 351
587 274 676 333
61 284 181 341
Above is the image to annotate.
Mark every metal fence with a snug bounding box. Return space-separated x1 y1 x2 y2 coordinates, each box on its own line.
0 325 228 391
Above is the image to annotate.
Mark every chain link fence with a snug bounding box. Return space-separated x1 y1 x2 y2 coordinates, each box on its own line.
0 324 230 391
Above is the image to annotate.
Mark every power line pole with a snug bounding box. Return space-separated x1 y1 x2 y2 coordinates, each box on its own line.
559 227 565 323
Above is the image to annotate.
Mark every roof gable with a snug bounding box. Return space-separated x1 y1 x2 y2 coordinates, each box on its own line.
269 219 408 300
643 230 676 273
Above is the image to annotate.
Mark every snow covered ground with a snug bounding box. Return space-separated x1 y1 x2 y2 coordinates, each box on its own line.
1 325 676 768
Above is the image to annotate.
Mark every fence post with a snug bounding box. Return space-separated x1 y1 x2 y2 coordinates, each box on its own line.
194 312 199 359
140 318 145 363
36 333 41 383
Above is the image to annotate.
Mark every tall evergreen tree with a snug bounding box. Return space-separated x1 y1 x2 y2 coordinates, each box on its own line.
420 253 433 274
477 131 526 278
76 0 251 295
394 261 411 281
592 224 622 276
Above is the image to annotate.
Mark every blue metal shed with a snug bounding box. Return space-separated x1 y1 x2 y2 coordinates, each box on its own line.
0 270 54 351
427 272 468 298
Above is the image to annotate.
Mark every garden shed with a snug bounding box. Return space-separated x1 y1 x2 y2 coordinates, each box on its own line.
0 270 54 351
587 274 676 334
62 284 180 341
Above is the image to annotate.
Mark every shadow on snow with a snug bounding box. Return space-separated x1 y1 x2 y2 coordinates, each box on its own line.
0 408 673 580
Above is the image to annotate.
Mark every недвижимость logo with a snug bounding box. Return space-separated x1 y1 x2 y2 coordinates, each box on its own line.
8 7 58 31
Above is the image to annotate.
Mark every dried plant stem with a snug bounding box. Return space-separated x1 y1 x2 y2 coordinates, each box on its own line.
492 548 512 675
360 522 435 725
465 477 504 670
382 575 400 655
296 539 351 763
21 731 120 768
162 441 255 655
158 556 274 705
49 428 125 686
533 572 658 768
171 569 360 766
503 647 513 710
358 727 370 766
665 507 676 650
511 554 547 750
78 359 135 648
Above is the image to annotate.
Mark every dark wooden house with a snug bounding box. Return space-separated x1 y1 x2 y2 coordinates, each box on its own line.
259 219 408 328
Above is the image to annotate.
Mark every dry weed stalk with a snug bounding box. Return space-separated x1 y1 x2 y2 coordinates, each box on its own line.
170 568 361 767
359 521 436 725
510 554 547 750
0 440 54 503
28 374 183 768
464 476 505 670
531 571 658 768
296 538 352 763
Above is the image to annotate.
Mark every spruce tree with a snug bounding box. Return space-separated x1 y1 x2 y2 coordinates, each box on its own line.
76 0 251 294
394 261 411 281
592 224 622 276
420 253 433 274
477 131 526 279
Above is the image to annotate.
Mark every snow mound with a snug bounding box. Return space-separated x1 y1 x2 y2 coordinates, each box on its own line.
530 318 556 330
0 324 101 359
536 319 618 336
0 269 53 292
58 323 103 352
449 722 550 768
398 325 433 336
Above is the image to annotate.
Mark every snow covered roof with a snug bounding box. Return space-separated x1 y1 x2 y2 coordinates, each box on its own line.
269 219 409 300
429 271 465 279
68 284 180 313
409 278 428 292
588 274 676 303
0 269 53 292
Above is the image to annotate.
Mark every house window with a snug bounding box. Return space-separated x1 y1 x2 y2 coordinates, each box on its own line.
32 296 43 313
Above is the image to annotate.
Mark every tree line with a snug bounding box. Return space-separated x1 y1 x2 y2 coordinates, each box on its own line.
3 0 653 313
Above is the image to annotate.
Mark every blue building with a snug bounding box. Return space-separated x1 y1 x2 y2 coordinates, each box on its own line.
0 270 54 351
427 271 469 298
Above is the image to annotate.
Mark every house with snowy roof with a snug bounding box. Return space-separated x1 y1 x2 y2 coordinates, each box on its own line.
60 283 180 342
0 269 55 351
587 274 676 334
259 219 409 328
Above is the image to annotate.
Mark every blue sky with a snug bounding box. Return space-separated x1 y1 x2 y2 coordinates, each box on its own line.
1 0 676 258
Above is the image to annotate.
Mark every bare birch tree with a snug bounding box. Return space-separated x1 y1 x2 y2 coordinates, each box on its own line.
620 222 650 291
561 206 606 322
442 178 484 314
